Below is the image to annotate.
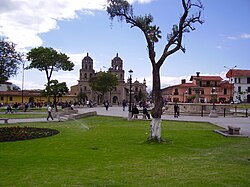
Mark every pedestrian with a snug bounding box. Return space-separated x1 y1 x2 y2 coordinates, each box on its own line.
104 100 109 110
122 99 126 111
13 102 18 113
132 105 139 118
47 105 54 121
174 102 179 118
143 106 151 119
6 105 12 114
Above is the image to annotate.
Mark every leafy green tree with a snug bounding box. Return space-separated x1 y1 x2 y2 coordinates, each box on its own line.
107 0 204 141
42 80 69 111
89 71 119 103
138 89 146 101
26 46 74 87
0 39 23 83
77 90 87 104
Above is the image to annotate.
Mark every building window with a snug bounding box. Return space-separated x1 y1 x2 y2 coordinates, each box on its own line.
238 78 241 84
206 81 210 87
10 96 13 101
224 88 227 95
188 88 192 95
235 78 237 83
174 88 179 95
238 86 241 92
84 86 87 91
248 87 250 93
135 87 138 92
84 73 87 79
1 96 3 101
201 90 204 95
114 87 117 91
247 77 250 84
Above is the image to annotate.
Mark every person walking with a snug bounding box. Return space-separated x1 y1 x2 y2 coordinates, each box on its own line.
122 99 127 111
47 105 54 121
174 102 179 118
104 100 109 111
143 106 151 119
132 105 139 118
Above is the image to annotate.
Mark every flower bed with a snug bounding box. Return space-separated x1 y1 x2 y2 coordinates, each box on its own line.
0 126 59 142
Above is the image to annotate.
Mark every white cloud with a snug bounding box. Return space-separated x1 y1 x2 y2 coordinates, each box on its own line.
140 71 229 91
53 72 79 87
67 52 86 66
0 0 106 49
136 75 191 91
240 33 250 39
128 0 154 3
10 78 45 90
216 45 223 50
0 0 154 49
226 33 250 41
227 36 237 40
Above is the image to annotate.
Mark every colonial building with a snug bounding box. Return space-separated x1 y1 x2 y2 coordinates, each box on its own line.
161 72 233 103
226 69 250 103
70 53 147 105
0 90 76 105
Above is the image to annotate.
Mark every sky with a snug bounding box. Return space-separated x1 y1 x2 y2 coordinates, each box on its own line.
1 0 250 91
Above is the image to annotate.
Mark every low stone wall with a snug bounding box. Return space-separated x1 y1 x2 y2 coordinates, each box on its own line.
61 107 78 115
164 103 231 116
73 111 97 119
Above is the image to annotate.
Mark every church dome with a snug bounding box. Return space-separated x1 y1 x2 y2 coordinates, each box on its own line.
82 53 93 62
112 53 122 62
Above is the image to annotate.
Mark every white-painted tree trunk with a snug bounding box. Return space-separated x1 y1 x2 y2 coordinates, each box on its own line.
150 118 161 141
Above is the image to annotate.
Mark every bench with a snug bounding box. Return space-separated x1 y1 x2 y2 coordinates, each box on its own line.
0 118 9 124
228 126 241 135
133 113 147 119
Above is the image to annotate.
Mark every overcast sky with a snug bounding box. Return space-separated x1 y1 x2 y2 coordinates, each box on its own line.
1 0 249 90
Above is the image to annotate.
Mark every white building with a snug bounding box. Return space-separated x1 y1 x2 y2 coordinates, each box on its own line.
226 69 250 103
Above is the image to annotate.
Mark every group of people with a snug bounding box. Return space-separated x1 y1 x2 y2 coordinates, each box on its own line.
46 100 181 121
5 102 30 114
131 104 151 119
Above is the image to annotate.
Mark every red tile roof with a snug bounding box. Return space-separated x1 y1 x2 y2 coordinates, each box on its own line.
226 69 250 78
190 76 223 81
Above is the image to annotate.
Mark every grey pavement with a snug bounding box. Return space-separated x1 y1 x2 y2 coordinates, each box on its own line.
76 106 250 137
1 106 250 137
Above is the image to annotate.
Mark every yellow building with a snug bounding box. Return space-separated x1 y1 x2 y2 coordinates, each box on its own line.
0 90 77 105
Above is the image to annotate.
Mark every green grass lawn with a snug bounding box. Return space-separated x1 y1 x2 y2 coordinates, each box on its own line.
0 113 47 119
0 116 250 186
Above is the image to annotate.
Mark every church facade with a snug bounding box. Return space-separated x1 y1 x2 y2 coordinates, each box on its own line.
70 53 147 105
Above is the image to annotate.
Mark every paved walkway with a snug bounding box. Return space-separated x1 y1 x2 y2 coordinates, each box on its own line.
1 106 250 137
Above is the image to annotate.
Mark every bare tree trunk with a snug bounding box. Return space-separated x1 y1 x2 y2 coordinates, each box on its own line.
149 65 163 141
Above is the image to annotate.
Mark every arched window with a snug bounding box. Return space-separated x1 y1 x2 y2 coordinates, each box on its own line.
84 73 87 79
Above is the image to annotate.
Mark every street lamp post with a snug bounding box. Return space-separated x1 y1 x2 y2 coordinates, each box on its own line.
224 65 237 103
21 61 25 106
209 87 218 118
128 69 133 119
